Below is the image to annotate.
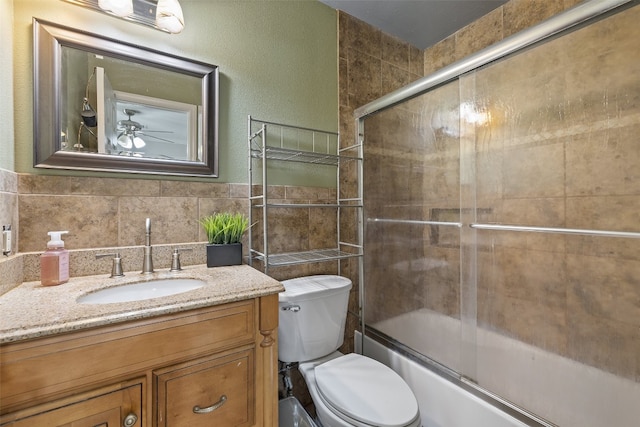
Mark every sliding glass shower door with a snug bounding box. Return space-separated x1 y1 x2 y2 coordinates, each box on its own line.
360 2 640 425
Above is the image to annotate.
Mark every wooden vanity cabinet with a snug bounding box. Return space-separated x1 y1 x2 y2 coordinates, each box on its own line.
0 295 279 427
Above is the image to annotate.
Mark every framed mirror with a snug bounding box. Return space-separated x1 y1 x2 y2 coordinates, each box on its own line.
33 19 219 176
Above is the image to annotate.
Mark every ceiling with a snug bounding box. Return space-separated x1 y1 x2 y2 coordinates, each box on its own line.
319 0 508 50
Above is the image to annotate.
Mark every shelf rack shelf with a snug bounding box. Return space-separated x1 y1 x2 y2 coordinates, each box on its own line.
247 116 363 275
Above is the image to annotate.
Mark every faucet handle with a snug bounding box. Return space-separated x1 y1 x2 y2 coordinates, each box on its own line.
170 248 192 272
96 252 124 278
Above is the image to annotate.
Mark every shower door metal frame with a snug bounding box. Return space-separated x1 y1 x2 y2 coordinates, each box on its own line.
355 1 637 426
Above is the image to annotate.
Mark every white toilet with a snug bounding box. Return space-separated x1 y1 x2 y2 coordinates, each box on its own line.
279 275 421 427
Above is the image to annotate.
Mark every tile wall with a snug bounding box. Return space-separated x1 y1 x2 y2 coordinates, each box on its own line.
0 169 20 294
0 174 342 290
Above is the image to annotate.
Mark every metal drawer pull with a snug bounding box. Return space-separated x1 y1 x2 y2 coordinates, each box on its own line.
123 413 138 427
193 395 227 414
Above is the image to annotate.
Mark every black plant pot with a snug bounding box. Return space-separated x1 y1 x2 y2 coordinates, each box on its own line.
206 243 243 267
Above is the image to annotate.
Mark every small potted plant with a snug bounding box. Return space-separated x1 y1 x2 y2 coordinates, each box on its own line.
200 212 249 267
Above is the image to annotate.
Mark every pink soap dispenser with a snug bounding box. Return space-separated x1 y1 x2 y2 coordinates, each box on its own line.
40 231 70 286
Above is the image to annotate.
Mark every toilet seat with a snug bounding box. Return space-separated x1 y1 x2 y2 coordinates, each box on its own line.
314 353 420 427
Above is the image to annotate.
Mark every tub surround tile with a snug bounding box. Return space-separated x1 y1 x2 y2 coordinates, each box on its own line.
423 35 456 75
503 0 567 38
566 195 640 232
500 198 565 228
408 44 423 77
566 308 639 380
566 254 640 326
565 125 640 197
381 62 411 96
454 7 503 59
381 32 411 69
341 12 381 58
502 142 565 199
347 49 383 106
565 234 640 263
339 57 349 107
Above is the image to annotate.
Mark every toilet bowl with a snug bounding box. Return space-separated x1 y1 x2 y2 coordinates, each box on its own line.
300 352 421 427
279 275 421 427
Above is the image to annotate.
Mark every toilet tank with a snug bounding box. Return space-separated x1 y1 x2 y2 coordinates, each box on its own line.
278 275 352 363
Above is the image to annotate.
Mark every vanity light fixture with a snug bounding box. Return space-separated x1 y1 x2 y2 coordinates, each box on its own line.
63 0 185 34
98 0 133 17
156 0 184 34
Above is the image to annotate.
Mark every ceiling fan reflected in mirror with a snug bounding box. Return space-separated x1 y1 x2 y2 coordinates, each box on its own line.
116 108 177 150
117 109 145 149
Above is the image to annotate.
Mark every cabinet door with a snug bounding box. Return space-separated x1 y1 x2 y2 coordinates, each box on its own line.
155 349 254 427
2 383 142 427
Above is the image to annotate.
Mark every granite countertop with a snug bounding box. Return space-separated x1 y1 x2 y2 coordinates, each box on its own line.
0 264 284 344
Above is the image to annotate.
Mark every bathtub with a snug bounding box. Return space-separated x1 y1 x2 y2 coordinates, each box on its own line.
357 308 640 427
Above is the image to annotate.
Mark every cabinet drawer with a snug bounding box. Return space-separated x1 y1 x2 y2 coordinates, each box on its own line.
1 381 142 427
155 349 254 427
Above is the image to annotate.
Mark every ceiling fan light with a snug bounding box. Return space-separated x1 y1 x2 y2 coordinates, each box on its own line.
133 136 146 148
98 0 133 17
117 134 133 149
156 0 185 34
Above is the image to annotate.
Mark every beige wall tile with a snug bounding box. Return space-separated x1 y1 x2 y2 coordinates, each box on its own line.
381 32 410 69
503 0 567 38
19 195 119 252
455 7 503 59
381 62 411 95
342 13 381 58
347 49 383 106
423 35 456 75
502 142 565 198
409 44 423 77
18 174 160 196
0 170 18 254
565 125 640 197
118 196 198 246
566 195 640 232
160 181 230 198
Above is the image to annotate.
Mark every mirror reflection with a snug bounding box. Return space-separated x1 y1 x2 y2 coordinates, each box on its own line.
34 19 219 176
65 48 201 161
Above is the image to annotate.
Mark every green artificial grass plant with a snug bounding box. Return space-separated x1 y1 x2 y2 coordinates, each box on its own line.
200 212 249 245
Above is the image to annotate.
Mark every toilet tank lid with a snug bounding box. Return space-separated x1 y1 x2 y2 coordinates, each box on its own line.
279 275 352 303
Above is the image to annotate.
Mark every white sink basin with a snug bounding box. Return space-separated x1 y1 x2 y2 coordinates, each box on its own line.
77 278 206 304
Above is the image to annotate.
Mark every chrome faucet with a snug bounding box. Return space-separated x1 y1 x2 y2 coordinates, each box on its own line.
141 218 154 274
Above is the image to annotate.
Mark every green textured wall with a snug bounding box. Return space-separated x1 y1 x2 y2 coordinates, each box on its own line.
0 0 14 172
10 0 338 185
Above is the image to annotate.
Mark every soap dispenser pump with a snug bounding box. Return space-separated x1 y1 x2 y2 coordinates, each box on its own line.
41 231 70 286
